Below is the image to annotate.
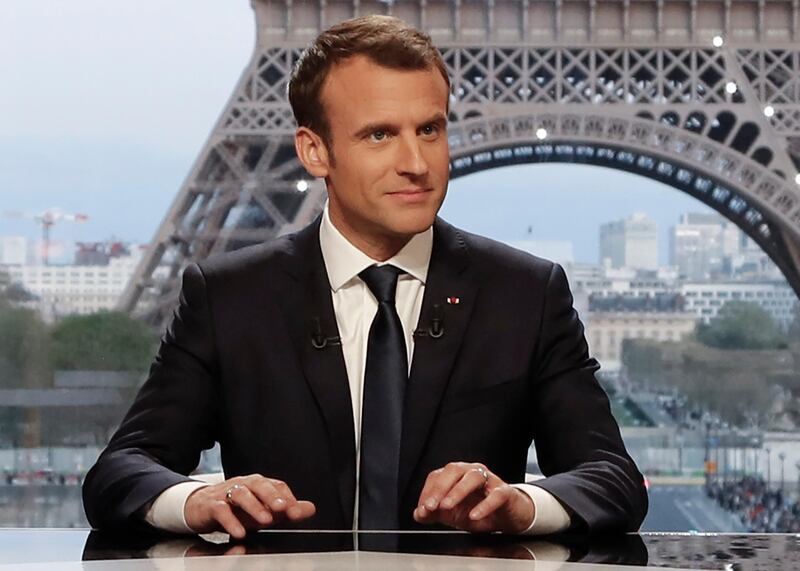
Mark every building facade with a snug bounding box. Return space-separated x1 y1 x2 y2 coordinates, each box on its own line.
680 282 796 330
585 294 696 373
3 247 146 322
599 213 658 271
670 212 741 280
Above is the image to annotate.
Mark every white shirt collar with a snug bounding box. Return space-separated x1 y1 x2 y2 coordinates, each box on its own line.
319 202 433 292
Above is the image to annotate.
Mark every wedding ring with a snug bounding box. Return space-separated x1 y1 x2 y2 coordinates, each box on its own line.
475 466 489 485
225 483 244 503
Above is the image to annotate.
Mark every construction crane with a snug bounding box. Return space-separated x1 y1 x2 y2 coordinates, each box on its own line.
2 209 89 265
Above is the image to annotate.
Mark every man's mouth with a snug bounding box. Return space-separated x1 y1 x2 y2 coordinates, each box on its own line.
389 187 432 195
387 188 434 203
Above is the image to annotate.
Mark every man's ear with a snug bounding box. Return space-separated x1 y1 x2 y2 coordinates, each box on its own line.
295 127 330 178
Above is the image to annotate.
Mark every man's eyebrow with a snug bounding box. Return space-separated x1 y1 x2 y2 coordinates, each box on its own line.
424 112 448 127
352 113 448 139
353 121 397 139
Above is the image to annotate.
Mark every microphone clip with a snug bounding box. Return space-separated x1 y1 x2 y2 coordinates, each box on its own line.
311 317 341 350
414 304 444 339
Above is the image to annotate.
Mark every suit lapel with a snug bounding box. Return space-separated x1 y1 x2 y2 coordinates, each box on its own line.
399 218 479 498
278 217 357 528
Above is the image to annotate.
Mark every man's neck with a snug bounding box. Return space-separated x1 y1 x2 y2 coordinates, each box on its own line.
328 211 412 262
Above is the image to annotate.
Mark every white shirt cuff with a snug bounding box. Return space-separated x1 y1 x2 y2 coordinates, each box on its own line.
144 481 210 534
511 483 571 535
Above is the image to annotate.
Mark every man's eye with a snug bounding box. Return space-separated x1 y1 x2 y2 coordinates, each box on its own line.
421 124 439 136
370 131 387 142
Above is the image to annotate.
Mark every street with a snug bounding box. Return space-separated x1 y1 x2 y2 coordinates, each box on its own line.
642 484 746 532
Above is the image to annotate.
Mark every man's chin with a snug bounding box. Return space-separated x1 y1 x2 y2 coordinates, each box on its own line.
386 215 436 238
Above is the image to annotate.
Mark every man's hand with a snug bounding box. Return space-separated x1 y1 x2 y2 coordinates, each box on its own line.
184 474 316 539
413 462 535 534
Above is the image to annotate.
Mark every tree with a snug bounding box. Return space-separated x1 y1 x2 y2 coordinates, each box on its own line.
621 337 789 429
0 285 52 446
51 311 157 372
695 300 786 350
621 338 663 390
0 295 51 389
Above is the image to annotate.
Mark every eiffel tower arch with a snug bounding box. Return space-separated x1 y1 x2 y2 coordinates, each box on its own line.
120 0 800 329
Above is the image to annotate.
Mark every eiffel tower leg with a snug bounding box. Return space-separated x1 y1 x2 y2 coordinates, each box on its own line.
118 32 324 329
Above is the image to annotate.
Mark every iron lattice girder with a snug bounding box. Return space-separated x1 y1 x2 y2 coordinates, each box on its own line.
446 46 733 105
253 0 800 46
121 3 800 328
449 113 778 237
221 45 746 135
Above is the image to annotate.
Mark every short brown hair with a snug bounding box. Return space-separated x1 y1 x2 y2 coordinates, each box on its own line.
288 15 450 148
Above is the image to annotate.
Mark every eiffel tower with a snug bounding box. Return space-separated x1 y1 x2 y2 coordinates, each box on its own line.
120 0 800 329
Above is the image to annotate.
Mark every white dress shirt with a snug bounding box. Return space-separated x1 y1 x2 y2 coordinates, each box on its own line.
145 205 570 535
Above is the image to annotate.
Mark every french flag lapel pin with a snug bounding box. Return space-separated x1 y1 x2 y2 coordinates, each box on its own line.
446 296 460 305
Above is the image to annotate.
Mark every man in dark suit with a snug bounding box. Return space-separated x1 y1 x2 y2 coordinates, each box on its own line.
82 15 647 538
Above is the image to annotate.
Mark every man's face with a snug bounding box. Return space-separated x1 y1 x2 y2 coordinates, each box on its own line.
318 56 450 248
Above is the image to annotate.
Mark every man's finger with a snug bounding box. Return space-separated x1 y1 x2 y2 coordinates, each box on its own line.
413 504 439 523
210 501 247 539
286 500 316 521
248 478 295 514
418 463 469 510
440 468 489 510
225 484 273 525
468 486 512 521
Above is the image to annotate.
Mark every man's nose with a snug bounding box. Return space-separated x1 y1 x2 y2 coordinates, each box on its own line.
395 135 429 177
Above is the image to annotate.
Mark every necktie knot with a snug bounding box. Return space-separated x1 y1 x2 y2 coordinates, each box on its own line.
359 264 403 303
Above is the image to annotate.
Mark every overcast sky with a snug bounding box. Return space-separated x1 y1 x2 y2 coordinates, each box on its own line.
0 1 712 264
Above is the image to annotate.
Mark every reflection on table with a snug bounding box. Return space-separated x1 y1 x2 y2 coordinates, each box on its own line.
1 529 799 569
82 529 647 565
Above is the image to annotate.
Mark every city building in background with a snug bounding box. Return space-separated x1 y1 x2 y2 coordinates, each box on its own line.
670 213 741 280
1 241 147 323
584 293 695 372
681 281 796 329
566 263 679 299
599 213 658 271
734 234 786 281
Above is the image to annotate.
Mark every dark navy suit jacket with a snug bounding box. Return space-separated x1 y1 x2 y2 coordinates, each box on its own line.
82 216 648 533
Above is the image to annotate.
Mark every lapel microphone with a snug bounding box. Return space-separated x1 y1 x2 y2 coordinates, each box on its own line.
413 304 445 339
310 317 341 350
313 303 444 348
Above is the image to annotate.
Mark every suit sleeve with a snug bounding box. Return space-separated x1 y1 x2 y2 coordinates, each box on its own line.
82 263 219 530
527 263 648 533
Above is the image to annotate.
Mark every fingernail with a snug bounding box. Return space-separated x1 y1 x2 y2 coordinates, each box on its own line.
260 511 272 524
470 509 481 520
287 506 302 519
441 497 453 508
425 497 438 510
